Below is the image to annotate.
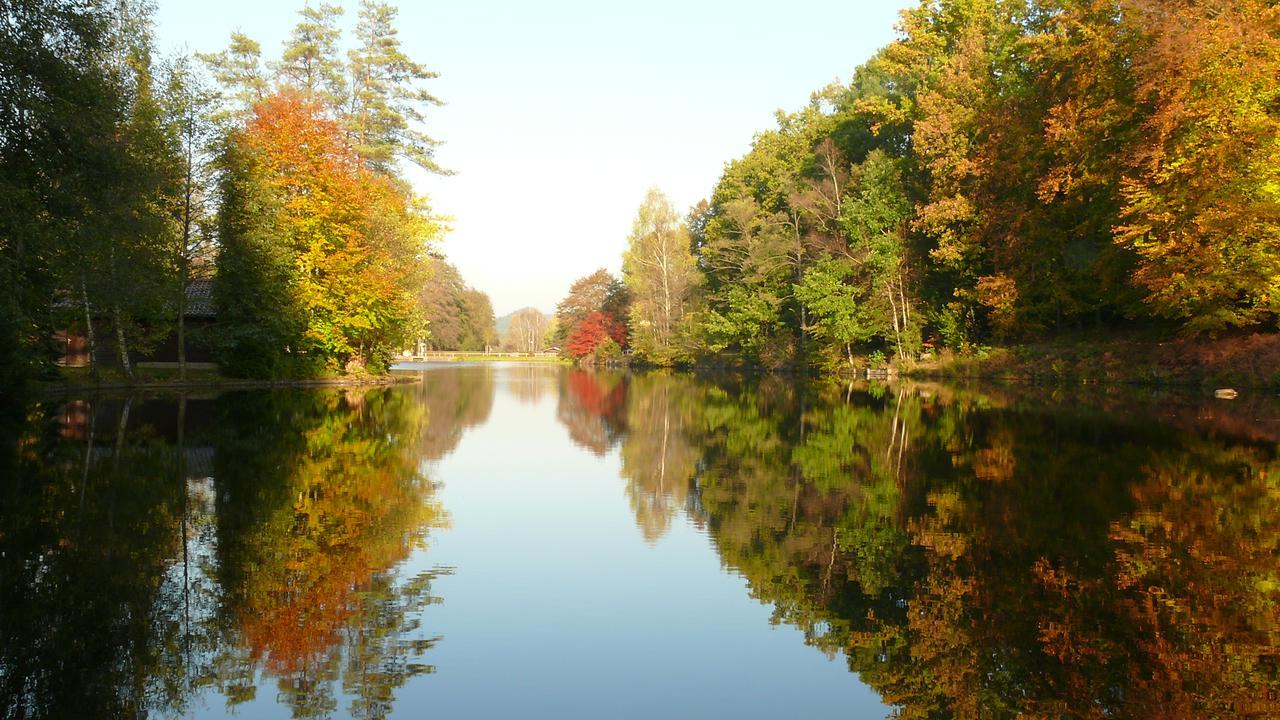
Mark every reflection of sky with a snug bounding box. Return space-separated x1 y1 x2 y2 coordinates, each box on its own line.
390 364 886 718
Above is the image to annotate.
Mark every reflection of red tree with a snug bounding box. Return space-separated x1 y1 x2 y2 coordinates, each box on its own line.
568 370 626 419
556 370 628 455
565 311 626 359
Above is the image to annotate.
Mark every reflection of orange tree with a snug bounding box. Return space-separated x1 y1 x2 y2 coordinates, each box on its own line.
1045 442 1280 719
209 388 448 717
555 369 628 455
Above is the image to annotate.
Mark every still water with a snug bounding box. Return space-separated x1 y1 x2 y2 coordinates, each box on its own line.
3 364 1279 719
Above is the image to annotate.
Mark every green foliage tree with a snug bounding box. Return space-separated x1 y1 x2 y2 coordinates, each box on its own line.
795 258 881 368
622 188 701 365
160 53 219 380
196 32 267 117
346 0 445 174
275 3 346 108
0 0 118 384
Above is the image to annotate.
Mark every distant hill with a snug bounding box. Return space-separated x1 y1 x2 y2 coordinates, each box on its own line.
495 308 550 337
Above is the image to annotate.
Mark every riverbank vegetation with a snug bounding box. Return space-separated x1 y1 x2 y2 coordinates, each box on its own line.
1 0 494 388
556 0 1280 382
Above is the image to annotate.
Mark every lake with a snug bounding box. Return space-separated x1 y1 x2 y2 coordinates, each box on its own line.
2 364 1279 719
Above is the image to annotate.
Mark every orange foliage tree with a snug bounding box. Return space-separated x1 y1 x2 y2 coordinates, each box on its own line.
1116 0 1280 333
216 92 437 375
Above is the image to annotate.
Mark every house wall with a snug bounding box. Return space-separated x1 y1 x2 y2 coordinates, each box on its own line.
56 319 217 367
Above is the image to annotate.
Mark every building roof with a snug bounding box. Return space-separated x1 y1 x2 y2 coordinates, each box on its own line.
185 278 215 318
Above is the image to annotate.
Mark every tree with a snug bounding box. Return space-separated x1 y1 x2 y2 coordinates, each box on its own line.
0 0 118 383
275 3 346 108
215 92 437 376
622 188 700 365
196 32 267 117
553 268 629 348
346 0 445 174
458 288 498 351
161 54 218 381
418 256 496 351
503 308 548 353
1115 0 1280 333
565 310 625 361
838 150 917 360
97 0 183 381
795 257 881 368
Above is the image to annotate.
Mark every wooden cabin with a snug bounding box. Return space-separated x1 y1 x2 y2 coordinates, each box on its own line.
57 279 218 369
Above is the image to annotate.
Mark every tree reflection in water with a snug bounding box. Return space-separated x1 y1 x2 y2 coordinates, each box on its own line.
0 385 473 719
3 371 1279 719
560 371 1280 719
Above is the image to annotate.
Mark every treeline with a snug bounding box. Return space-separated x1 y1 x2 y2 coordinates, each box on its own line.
0 0 493 384
557 0 1280 369
419 255 497 352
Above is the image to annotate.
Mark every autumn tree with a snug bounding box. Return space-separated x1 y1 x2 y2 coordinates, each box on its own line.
552 269 629 348
419 256 496 351
1115 0 1280 333
565 311 626 361
214 92 436 376
622 188 700 365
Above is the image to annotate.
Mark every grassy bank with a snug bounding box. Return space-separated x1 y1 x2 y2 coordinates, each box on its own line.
911 332 1280 390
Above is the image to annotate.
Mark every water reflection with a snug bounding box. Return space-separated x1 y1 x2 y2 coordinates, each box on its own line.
559 371 1280 719
556 369 628 455
0 387 460 719
3 369 1280 718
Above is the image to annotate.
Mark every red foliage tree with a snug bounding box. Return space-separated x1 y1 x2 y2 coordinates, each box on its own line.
565 311 626 359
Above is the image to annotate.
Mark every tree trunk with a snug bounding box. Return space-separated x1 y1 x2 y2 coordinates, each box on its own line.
177 295 186 381
179 138 194 382
80 273 98 379
112 302 133 382
887 285 904 362
107 238 134 381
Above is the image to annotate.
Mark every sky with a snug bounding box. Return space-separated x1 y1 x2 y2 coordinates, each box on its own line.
154 0 914 316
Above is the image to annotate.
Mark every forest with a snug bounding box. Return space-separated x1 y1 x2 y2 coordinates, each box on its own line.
0 0 495 385
550 0 1280 371
4 0 1278 384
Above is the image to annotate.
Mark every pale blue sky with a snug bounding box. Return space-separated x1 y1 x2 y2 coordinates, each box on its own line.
154 1 913 315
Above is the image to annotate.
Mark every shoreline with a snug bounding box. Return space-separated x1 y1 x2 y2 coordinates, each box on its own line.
29 372 421 396
904 332 1280 391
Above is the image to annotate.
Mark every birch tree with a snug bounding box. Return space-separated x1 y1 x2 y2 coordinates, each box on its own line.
504 308 548 354
622 188 700 365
